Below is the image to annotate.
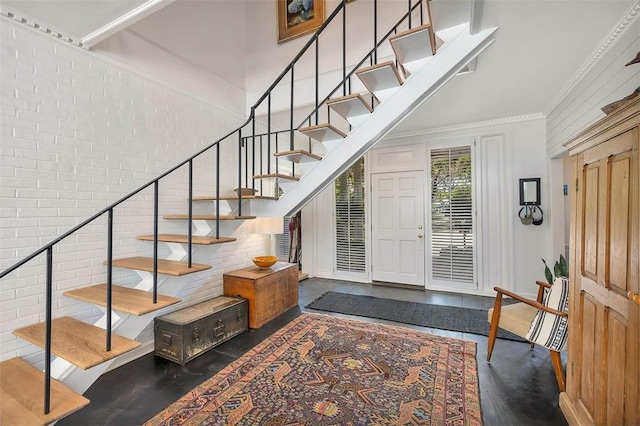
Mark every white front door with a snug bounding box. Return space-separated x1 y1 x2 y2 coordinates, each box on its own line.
371 171 425 286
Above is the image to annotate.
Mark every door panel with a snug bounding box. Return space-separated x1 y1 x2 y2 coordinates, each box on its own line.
372 171 425 286
567 127 639 425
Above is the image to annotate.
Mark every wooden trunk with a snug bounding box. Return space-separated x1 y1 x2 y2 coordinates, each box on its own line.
223 262 299 329
154 296 248 364
561 97 639 425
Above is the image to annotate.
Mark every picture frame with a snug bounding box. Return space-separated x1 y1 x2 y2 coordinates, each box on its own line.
278 0 325 43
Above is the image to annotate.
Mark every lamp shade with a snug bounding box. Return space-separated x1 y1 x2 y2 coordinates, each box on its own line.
253 217 284 234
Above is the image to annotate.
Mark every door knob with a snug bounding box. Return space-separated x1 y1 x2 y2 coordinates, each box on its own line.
418 234 423 238
418 225 423 230
628 291 640 306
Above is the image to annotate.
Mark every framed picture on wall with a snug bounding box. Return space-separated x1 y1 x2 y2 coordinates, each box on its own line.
278 0 325 43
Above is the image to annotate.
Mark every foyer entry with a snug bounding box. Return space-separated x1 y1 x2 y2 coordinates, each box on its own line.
371 171 425 286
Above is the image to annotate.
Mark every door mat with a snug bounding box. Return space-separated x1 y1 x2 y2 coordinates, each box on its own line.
306 291 527 342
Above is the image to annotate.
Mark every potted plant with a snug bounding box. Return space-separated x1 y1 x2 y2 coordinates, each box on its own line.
542 254 568 284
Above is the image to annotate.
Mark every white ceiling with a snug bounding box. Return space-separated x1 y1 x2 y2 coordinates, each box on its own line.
0 0 635 131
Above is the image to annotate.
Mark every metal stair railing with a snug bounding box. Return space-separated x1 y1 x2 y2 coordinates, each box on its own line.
0 0 429 415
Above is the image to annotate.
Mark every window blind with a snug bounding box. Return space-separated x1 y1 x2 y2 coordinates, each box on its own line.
335 158 366 273
430 146 474 284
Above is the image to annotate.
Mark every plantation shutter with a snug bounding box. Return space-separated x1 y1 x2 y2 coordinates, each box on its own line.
335 158 366 273
278 216 292 259
430 145 474 284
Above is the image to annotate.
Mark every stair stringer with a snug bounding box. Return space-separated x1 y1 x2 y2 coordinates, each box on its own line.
49 218 249 395
253 23 497 218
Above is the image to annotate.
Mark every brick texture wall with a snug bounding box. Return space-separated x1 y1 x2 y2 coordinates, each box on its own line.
0 20 269 363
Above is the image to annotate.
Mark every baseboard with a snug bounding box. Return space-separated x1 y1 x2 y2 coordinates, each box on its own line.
105 341 155 373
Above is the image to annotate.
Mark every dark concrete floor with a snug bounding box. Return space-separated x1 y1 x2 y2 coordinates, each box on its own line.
59 277 568 426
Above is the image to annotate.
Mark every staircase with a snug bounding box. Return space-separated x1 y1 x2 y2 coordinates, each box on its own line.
0 1 497 424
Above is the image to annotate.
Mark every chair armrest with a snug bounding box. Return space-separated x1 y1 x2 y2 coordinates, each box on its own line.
493 286 568 318
534 281 551 303
535 280 552 289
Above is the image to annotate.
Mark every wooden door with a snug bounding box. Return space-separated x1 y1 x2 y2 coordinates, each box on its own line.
371 171 425 286
562 126 639 425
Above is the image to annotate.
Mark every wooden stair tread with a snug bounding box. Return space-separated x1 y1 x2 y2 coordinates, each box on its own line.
253 173 300 181
326 93 373 119
355 60 404 93
0 358 90 426
298 123 347 142
193 195 277 201
163 214 257 220
274 149 322 163
64 284 181 316
13 317 141 370
108 256 212 276
137 234 237 245
390 23 436 66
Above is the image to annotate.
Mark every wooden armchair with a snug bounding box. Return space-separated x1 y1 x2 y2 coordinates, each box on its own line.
487 278 569 391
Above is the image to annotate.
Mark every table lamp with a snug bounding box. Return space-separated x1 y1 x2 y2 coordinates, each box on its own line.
253 217 284 268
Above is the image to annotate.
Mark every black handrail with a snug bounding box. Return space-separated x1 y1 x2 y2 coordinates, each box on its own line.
1 0 428 416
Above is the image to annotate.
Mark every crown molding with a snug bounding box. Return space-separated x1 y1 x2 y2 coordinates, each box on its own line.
542 1 640 116
385 113 545 140
82 0 174 48
0 5 85 48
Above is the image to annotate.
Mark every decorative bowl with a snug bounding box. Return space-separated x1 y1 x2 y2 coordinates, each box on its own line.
234 187 258 196
252 255 278 269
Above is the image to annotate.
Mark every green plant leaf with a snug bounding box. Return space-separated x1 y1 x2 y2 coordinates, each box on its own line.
542 258 553 284
559 254 568 277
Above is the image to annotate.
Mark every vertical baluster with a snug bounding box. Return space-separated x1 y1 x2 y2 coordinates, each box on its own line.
290 66 295 151
420 0 424 25
267 94 272 174
187 160 193 268
153 181 158 304
251 110 256 192
290 66 295 178
260 135 264 195
315 39 319 125
408 0 412 28
216 143 220 239
342 1 347 96
106 209 113 351
259 136 263 184
238 129 243 216
275 133 280 197
43 247 53 415
374 0 378 63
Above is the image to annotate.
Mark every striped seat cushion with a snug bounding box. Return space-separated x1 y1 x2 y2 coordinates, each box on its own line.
525 277 569 351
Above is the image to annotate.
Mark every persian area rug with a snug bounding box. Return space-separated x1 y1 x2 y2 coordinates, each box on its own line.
145 313 481 426
306 292 527 342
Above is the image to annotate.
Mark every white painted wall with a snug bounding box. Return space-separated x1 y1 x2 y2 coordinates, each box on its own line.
303 116 549 298
546 14 640 157
545 9 639 271
0 19 270 364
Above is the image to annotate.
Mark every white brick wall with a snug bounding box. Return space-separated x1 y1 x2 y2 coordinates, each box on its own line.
0 20 271 363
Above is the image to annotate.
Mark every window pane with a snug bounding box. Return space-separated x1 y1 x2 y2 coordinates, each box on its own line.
336 158 366 272
430 145 474 284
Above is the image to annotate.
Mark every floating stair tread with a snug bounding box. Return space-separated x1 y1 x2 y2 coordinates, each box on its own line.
193 195 277 201
253 173 300 181
0 358 90 426
274 149 322 163
163 214 257 220
108 256 212 276
298 123 347 142
137 234 237 245
64 284 181 316
13 317 141 370
389 23 436 64
355 60 403 93
326 93 373 118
